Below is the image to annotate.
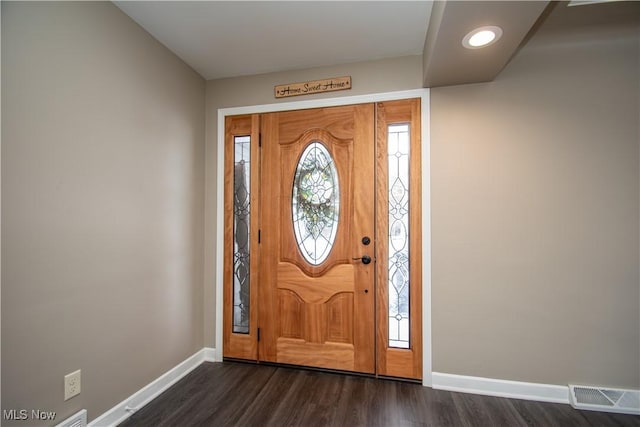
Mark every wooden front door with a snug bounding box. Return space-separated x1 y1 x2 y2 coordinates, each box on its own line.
223 99 422 380
259 104 375 373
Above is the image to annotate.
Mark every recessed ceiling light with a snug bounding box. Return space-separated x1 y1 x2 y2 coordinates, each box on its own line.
462 26 503 49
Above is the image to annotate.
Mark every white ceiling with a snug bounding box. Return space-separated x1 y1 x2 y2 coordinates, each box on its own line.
114 1 433 80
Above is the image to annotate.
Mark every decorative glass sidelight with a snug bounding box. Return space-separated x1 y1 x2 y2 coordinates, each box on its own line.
292 142 340 265
233 135 251 333
388 124 410 349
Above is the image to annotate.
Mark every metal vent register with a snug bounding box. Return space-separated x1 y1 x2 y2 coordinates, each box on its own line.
55 409 87 427
569 385 640 415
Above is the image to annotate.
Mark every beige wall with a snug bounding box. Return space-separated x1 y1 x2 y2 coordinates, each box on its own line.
1 1 3 416
204 55 423 347
1 2 205 425
431 28 640 387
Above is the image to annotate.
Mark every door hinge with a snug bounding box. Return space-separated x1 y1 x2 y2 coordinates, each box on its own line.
258 229 261 244
257 328 261 342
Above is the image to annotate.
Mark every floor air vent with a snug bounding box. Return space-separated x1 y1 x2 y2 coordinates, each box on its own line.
569 385 640 415
55 409 87 427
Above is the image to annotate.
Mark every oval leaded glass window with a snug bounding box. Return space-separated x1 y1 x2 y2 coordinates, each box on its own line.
292 142 340 265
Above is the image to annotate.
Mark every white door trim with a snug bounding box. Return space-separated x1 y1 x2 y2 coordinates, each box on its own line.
215 88 432 386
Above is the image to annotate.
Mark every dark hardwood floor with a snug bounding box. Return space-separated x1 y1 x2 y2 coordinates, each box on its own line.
119 362 640 427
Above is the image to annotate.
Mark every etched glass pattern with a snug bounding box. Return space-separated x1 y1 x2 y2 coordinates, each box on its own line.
233 136 251 333
388 124 410 348
292 142 340 265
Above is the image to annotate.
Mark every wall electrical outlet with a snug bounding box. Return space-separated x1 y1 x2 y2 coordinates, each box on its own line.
64 369 81 401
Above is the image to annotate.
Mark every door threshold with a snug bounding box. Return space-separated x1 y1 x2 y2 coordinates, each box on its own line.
222 357 422 384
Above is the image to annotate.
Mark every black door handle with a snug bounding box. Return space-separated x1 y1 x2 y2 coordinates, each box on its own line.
353 255 372 265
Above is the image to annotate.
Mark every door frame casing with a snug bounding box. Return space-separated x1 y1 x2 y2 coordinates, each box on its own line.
215 88 432 386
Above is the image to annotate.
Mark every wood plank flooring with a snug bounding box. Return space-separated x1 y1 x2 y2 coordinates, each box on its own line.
119 362 640 427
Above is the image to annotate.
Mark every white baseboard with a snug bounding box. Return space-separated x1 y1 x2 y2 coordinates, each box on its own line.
89 347 217 427
203 347 218 362
432 372 570 404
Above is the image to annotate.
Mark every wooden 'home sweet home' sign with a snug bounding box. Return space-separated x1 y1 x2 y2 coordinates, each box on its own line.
275 76 351 98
